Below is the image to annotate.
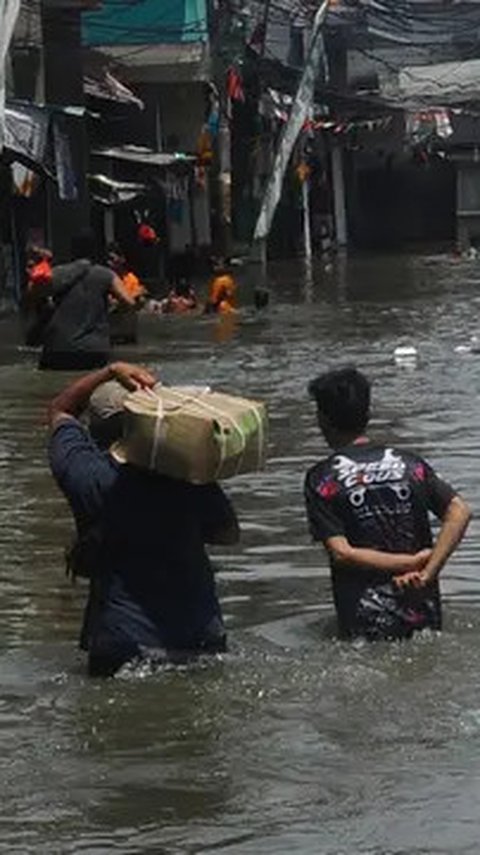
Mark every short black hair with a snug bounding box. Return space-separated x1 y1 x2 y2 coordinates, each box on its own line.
308 366 371 433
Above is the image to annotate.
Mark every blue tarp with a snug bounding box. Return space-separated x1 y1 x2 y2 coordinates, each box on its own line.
82 0 207 47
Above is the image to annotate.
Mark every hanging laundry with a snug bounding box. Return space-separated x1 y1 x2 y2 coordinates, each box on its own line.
137 223 158 245
197 125 213 165
226 67 245 103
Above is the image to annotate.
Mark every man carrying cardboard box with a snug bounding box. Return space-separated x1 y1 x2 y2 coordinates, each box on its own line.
47 362 240 676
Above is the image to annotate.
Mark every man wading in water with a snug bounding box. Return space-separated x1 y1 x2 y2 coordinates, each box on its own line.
48 362 239 676
37 229 136 371
305 367 471 640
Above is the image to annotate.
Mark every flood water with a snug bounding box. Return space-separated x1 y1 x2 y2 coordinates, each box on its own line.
2 253 480 854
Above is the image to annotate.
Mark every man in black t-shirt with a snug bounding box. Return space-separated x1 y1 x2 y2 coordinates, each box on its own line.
304 367 471 640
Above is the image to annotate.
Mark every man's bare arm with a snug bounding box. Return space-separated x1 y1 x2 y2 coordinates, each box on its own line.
48 362 156 428
419 495 471 584
325 535 431 575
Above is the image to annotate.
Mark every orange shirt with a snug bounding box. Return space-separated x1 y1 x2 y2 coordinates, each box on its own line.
122 271 146 300
209 274 236 310
27 259 52 293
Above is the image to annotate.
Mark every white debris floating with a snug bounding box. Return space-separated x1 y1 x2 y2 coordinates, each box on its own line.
394 345 418 366
454 334 480 355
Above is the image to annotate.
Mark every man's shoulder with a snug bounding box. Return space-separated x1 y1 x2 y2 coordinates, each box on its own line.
305 457 333 486
91 263 113 281
49 418 118 477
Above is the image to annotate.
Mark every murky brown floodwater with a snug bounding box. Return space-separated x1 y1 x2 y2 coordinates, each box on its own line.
1 253 480 854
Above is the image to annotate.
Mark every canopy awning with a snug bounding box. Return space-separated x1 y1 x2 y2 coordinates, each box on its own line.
91 145 195 167
89 172 147 206
84 71 144 109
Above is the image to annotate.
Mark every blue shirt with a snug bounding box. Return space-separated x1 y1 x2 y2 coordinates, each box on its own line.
49 420 235 662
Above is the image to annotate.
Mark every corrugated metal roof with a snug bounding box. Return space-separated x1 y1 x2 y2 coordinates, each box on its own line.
91 145 195 166
398 58 480 104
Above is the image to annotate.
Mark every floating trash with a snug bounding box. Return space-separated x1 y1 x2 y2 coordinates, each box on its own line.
454 334 480 355
393 345 418 367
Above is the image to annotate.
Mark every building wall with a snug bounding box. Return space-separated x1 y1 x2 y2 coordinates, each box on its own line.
456 160 480 247
156 82 206 152
348 152 456 249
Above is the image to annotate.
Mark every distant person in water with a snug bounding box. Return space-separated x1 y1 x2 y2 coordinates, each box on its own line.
304 366 471 641
37 229 135 371
106 243 146 345
161 278 197 314
107 243 147 306
204 262 237 315
24 246 54 347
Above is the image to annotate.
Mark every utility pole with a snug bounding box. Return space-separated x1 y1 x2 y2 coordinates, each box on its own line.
252 0 330 260
209 0 233 260
331 141 347 247
40 0 89 260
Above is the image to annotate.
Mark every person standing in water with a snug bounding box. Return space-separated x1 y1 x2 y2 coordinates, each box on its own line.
37 229 135 370
204 261 237 314
47 361 240 676
304 366 471 641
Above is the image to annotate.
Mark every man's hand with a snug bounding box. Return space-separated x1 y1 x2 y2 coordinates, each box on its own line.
397 548 432 574
393 570 426 590
392 549 432 589
110 362 156 392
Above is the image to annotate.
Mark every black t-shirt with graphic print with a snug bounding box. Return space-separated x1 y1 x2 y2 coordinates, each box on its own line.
304 443 456 637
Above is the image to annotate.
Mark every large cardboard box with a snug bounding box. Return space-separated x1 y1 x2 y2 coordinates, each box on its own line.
120 385 267 483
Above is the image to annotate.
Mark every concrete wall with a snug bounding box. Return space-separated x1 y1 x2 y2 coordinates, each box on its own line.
156 82 206 153
347 152 456 249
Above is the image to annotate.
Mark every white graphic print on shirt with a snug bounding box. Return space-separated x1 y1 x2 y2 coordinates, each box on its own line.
332 448 409 508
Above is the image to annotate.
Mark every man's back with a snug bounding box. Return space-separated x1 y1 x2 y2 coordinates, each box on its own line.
50 419 233 667
305 442 455 635
42 260 112 359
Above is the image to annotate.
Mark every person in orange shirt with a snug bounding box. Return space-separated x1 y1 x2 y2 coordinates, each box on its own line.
205 262 237 314
24 246 55 347
107 244 147 305
107 244 146 345
26 246 53 294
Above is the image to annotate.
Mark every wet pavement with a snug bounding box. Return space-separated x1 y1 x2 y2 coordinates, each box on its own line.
1 252 480 853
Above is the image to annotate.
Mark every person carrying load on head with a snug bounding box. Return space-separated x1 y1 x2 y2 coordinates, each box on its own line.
304 366 471 642
47 362 240 677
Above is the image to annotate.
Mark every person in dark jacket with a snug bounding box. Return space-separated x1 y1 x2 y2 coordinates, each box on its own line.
48 361 240 676
36 229 135 370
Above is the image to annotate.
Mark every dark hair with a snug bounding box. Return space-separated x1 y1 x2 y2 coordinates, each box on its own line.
175 278 190 298
308 366 371 433
71 228 97 262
